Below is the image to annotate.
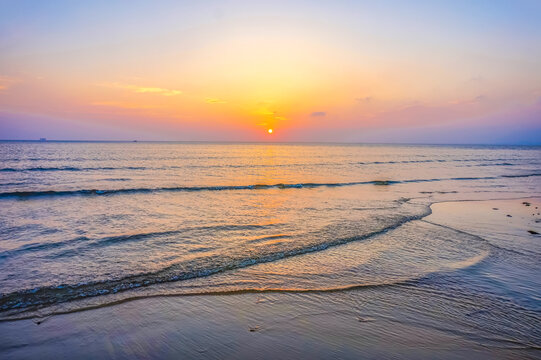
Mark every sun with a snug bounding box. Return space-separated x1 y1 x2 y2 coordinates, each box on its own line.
267 128 273 134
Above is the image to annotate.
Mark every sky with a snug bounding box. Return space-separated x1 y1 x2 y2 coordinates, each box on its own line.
0 0 540 143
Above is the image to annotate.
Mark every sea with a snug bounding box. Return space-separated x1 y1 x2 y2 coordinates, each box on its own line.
0 141 540 350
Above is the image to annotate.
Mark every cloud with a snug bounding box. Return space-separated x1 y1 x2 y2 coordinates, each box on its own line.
91 101 157 109
448 95 487 105
255 109 276 116
310 111 326 117
474 95 486 102
205 98 227 104
98 82 182 96
467 75 485 84
254 107 287 121
355 96 373 103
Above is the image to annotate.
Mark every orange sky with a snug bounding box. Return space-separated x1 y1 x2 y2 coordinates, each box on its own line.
1 1 540 143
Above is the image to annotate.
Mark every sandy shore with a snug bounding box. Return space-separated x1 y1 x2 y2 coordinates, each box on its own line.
1 197 540 360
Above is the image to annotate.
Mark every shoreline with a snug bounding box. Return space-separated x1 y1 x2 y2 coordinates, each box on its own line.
1 197 540 359
2 194 538 323
0 195 530 323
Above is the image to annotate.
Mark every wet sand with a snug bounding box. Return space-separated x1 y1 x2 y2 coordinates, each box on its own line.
1 198 540 360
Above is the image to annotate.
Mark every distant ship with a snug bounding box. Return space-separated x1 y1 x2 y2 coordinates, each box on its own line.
39 138 47 142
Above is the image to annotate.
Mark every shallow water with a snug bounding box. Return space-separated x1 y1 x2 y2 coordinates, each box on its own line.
0 142 540 347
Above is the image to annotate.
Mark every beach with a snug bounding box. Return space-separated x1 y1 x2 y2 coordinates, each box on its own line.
1 197 539 359
1 142 540 359
2 1 541 358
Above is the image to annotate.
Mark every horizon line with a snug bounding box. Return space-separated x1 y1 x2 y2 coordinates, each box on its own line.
1 139 540 147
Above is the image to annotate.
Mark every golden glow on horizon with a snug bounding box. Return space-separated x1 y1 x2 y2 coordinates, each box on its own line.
1 1 539 142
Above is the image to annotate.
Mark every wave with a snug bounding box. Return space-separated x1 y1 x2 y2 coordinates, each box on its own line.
0 243 498 322
1 173 540 199
1 157 536 173
0 207 431 313
0 223 280 260
0 234 493 322
0 236 90 260
422 219 541 257
470 162 514 167
0 281 415 322
0 166 147 172
356 158 527 165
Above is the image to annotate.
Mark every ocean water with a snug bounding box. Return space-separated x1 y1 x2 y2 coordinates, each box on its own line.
0 142 540 348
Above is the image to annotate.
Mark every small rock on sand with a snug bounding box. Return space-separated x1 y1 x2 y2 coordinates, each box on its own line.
527 230 539 235
357 316 375 323
32 317 49 325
